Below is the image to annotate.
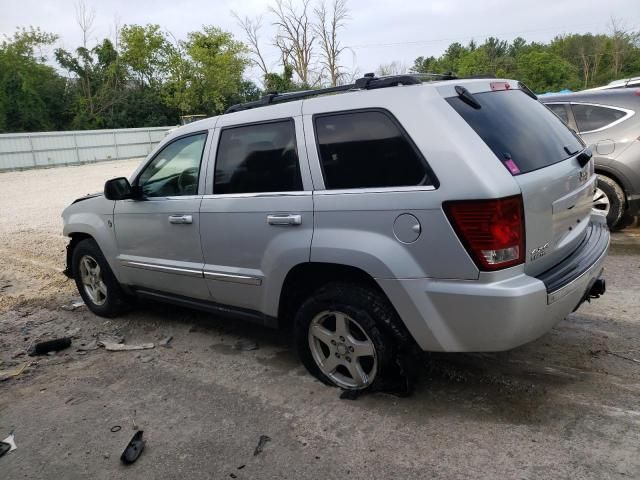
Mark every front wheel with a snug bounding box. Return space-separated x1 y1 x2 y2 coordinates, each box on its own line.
71 238 129 317
294 283 401 391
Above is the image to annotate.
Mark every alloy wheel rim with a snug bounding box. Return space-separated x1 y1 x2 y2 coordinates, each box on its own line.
592 187 611 216
308 310 377 389
79 255 107 306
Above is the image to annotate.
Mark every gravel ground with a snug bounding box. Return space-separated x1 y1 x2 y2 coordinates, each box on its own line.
1 160 639 479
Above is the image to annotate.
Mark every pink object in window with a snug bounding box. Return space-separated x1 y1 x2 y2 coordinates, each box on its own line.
503 159 521 175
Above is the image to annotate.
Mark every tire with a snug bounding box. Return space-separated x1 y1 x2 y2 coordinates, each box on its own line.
594 175 626 230
294 282 410 392
71 238 129 317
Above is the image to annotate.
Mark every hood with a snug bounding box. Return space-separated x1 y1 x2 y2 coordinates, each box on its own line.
71 192 102 204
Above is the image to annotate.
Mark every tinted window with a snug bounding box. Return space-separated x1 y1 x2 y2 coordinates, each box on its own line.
571 104 626 132
138 133 206 197
547 103 569 124
214 120 302 194
447 89 584 175
315 111 430 189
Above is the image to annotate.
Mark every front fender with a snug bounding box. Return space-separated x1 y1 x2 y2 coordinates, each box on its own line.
62 196 120 279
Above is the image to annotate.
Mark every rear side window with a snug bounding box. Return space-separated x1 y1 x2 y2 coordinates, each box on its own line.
547 103 569 124
214 120 302 194
447 89 584 175
571 104 626 132
314 110 432 189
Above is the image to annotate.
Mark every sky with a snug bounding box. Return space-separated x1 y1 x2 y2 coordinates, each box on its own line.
1 0 639 84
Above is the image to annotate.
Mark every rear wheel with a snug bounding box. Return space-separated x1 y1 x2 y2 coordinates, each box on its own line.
294 283 400 391
71 238 129 317
594 174 626 230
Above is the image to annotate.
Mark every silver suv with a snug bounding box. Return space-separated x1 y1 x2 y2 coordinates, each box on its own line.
62 74 609 392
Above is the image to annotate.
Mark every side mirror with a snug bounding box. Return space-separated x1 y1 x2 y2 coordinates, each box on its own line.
104 177 134 200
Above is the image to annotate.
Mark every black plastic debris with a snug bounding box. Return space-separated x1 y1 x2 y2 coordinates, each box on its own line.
339 389 362 400
120 431 145 465
0 441 10 458
110 425 122 433
253 435 271 456
28 337 72 356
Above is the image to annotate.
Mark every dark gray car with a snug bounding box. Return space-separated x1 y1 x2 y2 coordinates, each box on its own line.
541 89 640 229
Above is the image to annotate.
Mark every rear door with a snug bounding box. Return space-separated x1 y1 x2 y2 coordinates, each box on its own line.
447 87 595 276
199 105 313 317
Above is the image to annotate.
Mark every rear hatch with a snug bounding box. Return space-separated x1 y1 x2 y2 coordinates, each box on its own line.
446 84 595 276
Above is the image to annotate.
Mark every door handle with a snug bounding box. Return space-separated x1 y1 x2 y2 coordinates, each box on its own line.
267 214 302 226
169 215 193 224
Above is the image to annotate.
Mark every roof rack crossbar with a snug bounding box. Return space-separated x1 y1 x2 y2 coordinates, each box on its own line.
224 72 457 114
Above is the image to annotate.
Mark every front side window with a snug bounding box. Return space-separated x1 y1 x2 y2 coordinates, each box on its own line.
547 103 569 124
138 133 207 197
571 104 627 132
214 120 302 194
315 110 431 189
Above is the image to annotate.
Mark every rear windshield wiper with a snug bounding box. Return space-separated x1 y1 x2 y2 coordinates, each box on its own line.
455 86 481 109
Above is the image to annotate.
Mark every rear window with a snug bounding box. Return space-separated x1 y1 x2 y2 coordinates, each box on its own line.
571 104 626 132
447 89 584 175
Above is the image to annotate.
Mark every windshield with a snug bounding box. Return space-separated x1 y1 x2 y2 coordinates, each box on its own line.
447 89 584 175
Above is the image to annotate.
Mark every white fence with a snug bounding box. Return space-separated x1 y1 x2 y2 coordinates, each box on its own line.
0 126 173 171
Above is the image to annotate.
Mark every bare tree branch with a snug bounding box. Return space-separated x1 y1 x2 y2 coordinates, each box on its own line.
75 0 96 49
232 12 269 77
314 0 349 86
269 0 316 85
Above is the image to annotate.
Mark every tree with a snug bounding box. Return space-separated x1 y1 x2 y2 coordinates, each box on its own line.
515 51 577 92
164 26 249 114
120 24 173 86
314 0 349 86
0 28 70 132
270 0 316 86
232 13 270 78
55 39 128 128
376 61 406 76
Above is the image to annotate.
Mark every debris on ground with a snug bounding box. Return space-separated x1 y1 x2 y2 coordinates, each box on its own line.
339 389 362 400
97 334 154 352
1 432 17 456
158 336 173 347
110 425 122 433
253 435 271 456
0 363 29 382
120 431 145 465
0 441 10 458
28 337 72 356
101 342 155 352
77 340 98 351
61 299 85 311
234 339 258 351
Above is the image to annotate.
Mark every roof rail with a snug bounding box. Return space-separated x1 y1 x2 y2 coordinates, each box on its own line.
224 72 454 114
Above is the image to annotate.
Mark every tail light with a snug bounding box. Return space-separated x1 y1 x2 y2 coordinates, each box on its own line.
444 195 525 271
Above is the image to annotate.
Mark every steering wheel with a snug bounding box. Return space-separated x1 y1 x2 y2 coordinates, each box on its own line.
177 167 198 195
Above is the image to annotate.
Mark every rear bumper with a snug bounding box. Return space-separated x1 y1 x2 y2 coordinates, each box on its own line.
378 214 610 352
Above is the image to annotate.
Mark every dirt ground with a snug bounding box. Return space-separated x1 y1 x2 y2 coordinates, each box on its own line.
1 160 639 479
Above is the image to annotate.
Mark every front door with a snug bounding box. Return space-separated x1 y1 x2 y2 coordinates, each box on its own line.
199 112 314 318
114 131 210 300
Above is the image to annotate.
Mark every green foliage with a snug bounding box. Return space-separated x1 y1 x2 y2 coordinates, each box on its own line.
1 22 639 133
412 32 640 93
0 27 70 132
120 24 173 86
